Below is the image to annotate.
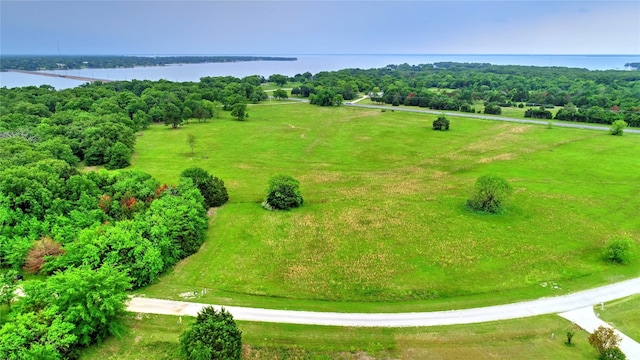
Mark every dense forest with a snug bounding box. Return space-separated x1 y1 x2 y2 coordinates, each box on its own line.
0 55 297 71
1 62 639 357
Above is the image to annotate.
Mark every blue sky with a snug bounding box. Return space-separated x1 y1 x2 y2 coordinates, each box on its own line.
1 0 639 55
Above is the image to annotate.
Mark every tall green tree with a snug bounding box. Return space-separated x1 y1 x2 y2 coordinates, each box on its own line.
268 74 288 86
180 167 229 208
230 103 248 121
162 103 183 129
272 89 288 100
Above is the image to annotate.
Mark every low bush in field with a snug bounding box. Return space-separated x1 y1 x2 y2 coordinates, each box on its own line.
262 175 303 210
603 237 635 265
432 115 450 131
466 175 512 214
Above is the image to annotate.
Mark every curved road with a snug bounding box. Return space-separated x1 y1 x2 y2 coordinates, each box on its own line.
271 97 640 134
127 277 640 327
347 103 640 133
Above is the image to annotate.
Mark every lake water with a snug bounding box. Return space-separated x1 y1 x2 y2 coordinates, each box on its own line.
1 54 639 90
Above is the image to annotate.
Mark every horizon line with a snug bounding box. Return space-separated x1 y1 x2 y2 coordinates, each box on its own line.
2 53 639 57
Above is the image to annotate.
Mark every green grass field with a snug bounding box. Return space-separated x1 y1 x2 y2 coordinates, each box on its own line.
80 313 598 359
598 295 640 341
129 102 639 312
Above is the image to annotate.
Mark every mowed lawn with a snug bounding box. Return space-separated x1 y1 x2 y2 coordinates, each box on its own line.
599 295 640 342
81 313 598 360
130 102 640 310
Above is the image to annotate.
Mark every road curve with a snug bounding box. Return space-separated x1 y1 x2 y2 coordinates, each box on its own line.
345 103 640 134
127 277 640 327
559 307 640 359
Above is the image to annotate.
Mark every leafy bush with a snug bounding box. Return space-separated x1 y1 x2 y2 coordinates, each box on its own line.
603 237 635 264
180 306 242 360
0 265 131 359
432 115 450 131
180 167 229 208
263 175 303 210
610 120 627 136
588 326 622 358
524 107 552 119
483 103 502 115
466 175 513 214
600 347 627 360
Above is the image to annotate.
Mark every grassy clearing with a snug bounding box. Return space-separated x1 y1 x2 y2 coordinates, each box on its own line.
81 313 597 359
598 295 640 341
131 103 640 311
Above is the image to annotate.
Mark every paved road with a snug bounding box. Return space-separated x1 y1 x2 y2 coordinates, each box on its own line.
345 102 640 134
127 276 640 327
560 306 640 360
272 97 639 134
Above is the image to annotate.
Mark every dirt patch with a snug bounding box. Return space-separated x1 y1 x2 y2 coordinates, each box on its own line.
305 138 323 153
299 171 342 184
477 153 516 163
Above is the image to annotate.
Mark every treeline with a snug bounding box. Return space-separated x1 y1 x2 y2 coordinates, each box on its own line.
0 76 270 168
0 125 216 357
0 75 266 357
0 55 297 71
290 62 640 127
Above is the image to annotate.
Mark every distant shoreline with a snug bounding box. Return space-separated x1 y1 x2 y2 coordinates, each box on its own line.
0 55 298 72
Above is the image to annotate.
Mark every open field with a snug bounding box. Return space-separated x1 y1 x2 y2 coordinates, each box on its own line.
130 103 639 312
80 313 598 359
599 295 640 341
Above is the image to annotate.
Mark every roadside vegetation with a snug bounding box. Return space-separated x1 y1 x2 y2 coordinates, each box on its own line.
599 295 640 342
80 313 598 359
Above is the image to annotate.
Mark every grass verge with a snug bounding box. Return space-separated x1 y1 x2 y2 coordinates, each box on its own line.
80 312 598 359
597 295 640 342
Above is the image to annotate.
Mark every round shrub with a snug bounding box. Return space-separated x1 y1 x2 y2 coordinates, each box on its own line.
610 120 627 136
432 115 450 131
180 306 242 360
180 167 229 208
603 237 635 264
263 174 303 210
466 175 512 214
